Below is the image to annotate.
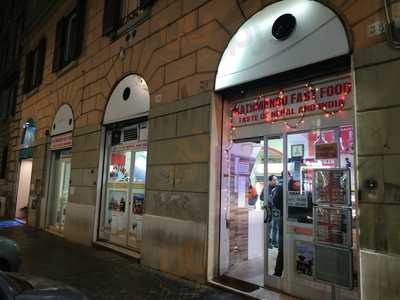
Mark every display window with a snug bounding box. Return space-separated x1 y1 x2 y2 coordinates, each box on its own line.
99 121 147 251
286 126 355 224
47 149 72 234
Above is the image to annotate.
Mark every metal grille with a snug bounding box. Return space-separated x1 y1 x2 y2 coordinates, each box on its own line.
123 126 138 142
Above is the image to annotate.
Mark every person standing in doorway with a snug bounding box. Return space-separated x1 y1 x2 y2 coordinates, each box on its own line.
272 177 284 277
261 175 279 248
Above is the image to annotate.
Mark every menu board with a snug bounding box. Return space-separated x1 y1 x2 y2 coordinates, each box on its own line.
313 168 350 206
315 143 338 159
314 207 351 247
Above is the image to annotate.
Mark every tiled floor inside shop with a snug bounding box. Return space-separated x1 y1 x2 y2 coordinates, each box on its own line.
225 248 278 286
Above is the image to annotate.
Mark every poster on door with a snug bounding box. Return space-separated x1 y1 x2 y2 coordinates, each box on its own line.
294 240 314 278
314 207 352 247
107 190 128 213
109 152 131 183
313 168 350 206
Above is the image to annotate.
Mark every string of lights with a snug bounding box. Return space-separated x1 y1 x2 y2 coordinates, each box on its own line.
230 80 351 133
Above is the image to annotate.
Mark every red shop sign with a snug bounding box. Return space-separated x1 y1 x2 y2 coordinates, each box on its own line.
50 132 73 150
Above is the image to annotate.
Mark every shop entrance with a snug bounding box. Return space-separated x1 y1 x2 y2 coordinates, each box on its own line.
99 122 147 251
219 126 356 291
47 150 71 234
220 136 285 286
15 159 33 223
97 74 149 253
213 1 357 297
218 74 358 299
220 138 265 286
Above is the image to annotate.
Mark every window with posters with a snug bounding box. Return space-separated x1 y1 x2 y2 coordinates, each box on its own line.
99 120 148 251
286 127 353 224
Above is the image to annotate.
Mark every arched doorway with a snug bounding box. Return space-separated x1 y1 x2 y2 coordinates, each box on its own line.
45 104 74 235
213 1 358 299
97 74 149 252
16 119 37 223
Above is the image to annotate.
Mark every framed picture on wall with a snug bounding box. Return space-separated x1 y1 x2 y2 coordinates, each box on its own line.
291 144 304 158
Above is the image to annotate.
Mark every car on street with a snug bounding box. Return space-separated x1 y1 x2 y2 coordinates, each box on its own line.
0 237 21 272
0 271 88 299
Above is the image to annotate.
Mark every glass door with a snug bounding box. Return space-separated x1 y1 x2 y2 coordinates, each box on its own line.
104 149 131 247
219 138 265 286
47 150 71 234
127 150 147 249
99 127 148 251
264 136 284 287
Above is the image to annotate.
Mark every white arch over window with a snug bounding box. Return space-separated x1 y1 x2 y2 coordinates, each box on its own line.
215 0 350 91
103 74 150 125
51 104 74 136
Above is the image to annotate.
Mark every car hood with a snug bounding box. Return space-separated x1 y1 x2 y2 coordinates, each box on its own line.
12 273 65 289
10 273 88 300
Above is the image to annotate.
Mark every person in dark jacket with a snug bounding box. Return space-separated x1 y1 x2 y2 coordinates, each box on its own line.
272 182 284 277
261 175 279 248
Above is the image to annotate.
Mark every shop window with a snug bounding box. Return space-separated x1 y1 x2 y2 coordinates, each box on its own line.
52 0 86 72
99 120 148 250
286 126 354 224
102 0 154 36
23 38 46 93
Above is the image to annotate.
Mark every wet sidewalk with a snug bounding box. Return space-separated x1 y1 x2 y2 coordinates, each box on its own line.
0 224 246 300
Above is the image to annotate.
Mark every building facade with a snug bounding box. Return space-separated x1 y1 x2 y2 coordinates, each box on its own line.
2 0 400 299
0 0 26 216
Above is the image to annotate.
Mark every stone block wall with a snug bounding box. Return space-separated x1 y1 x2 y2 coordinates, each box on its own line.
65 125 101 245
354 42 400 300
143 92 211 282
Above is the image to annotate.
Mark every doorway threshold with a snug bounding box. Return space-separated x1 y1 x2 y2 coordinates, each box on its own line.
45 228 64 238
93 240 141 260
209 278 299 300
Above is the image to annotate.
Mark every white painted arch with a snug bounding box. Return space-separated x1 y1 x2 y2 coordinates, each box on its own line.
215 0 350 91
51 104 74 136
103 74 150 125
